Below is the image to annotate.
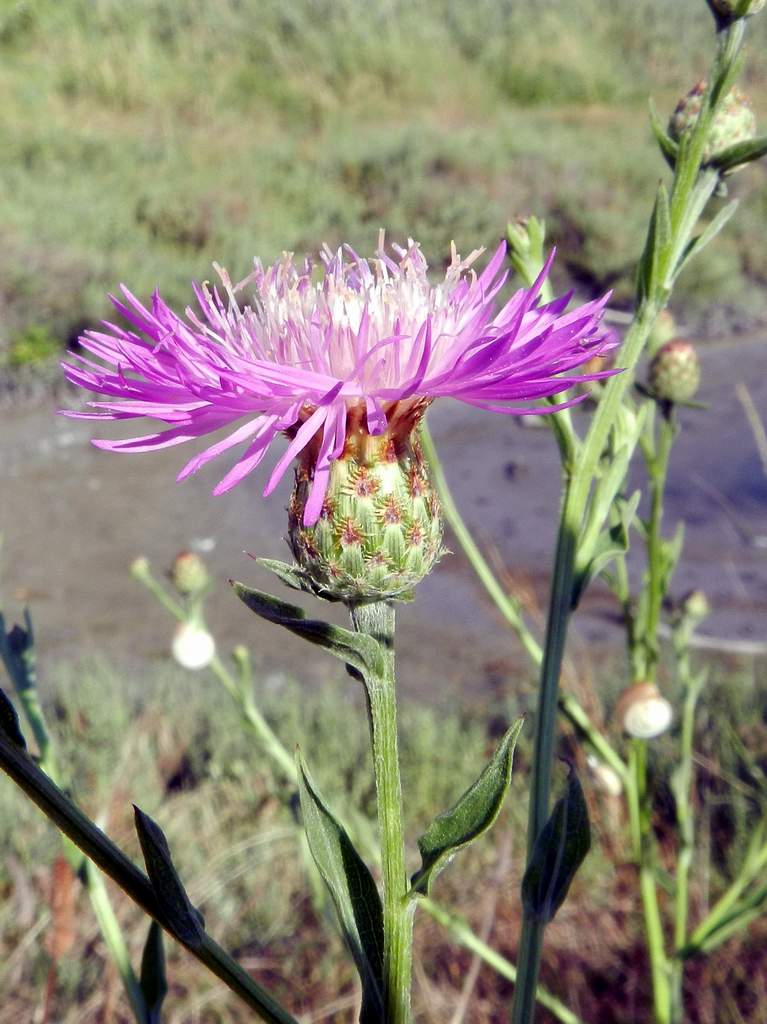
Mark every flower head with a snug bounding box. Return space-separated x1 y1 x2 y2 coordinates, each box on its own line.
63 237 614 529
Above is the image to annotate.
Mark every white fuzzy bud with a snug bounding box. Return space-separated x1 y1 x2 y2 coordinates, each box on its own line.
616 682 673 740
171 622 216 671
586 754 623 797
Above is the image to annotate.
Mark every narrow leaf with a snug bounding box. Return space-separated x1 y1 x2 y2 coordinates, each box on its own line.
297 753 384 1022
637 183 671 303
0 611 36 694
140 920 169 1024
411 721 523 897
711 134 767 174
133 806 205 949
231 581 384 679
255 558 340 601
649 99 679 169
521 767 591 924
675 199 739 279
0 688 27 750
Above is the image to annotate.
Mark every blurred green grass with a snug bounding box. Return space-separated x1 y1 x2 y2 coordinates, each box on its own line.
1 0 766 367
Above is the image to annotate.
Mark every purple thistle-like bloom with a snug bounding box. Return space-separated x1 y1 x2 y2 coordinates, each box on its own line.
63 237 615 525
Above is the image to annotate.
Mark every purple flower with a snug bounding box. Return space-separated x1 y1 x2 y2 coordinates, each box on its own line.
63 238 615 525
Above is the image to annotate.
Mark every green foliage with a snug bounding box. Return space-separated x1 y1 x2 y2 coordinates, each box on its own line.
5 325 60 369
521 767 591 924
411 720 522 896
297 754 384 1021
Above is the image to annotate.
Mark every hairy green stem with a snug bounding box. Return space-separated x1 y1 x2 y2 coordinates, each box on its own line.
511 17 747 1016
351 601 413 1024
0 733 298 1024
670 691 697 1021
627 740 671 1024
641 410 677 681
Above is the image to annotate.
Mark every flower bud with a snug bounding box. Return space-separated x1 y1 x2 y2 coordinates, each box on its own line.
616 682 673 740
710 0 765 18
288 411 443 603
648 339 700 404
647 309 676 357
586 754 623 797
681 588 710 622
130 555 151 580
669 83 757 169
171 621 216 671
169 550 210 597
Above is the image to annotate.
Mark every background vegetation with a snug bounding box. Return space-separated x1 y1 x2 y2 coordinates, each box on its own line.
2 0 767 375
2 2 767 1020
2 649 766 1022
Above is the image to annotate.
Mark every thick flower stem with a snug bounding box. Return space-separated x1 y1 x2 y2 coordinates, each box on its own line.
351 601 413 1024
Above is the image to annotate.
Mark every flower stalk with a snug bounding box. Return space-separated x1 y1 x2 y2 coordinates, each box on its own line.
512 17 748 1021
350 601 414 1024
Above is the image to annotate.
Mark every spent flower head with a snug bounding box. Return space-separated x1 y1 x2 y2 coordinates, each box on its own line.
63 237 614 598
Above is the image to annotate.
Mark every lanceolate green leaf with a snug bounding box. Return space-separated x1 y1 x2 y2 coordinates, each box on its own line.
675 199 739 278
140 920 169 1024
710 133 767 174
297 754 385 1023
521 768 591 924
411 721 523 897
649 99 679 170
0 688 27 751
134 806 206 949
230 582 384 680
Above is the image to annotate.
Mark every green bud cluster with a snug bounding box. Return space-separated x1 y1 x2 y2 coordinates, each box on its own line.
648 339 701 404
288 426 443 603
669 83 756 168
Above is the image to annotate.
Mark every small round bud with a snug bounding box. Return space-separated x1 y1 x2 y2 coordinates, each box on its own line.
669 83 757 170
681 589 710 622
170 551 210 597
289 410 443 603
130 555 150 579
616 682 673 740
586 754 623 797
711 0 765 18
647 309 676 357
648 339 700 404
171 621 216 671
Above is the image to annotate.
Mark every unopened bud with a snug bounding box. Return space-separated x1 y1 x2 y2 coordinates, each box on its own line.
648 309 676 356
130 555 151 580
289 414 443 602
170 551 210 597
171 621 215 671
681 589 710 622
669 83 757 170
616 682 673 740
710 0 765 19
586 754 623 797
648 339 700 404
